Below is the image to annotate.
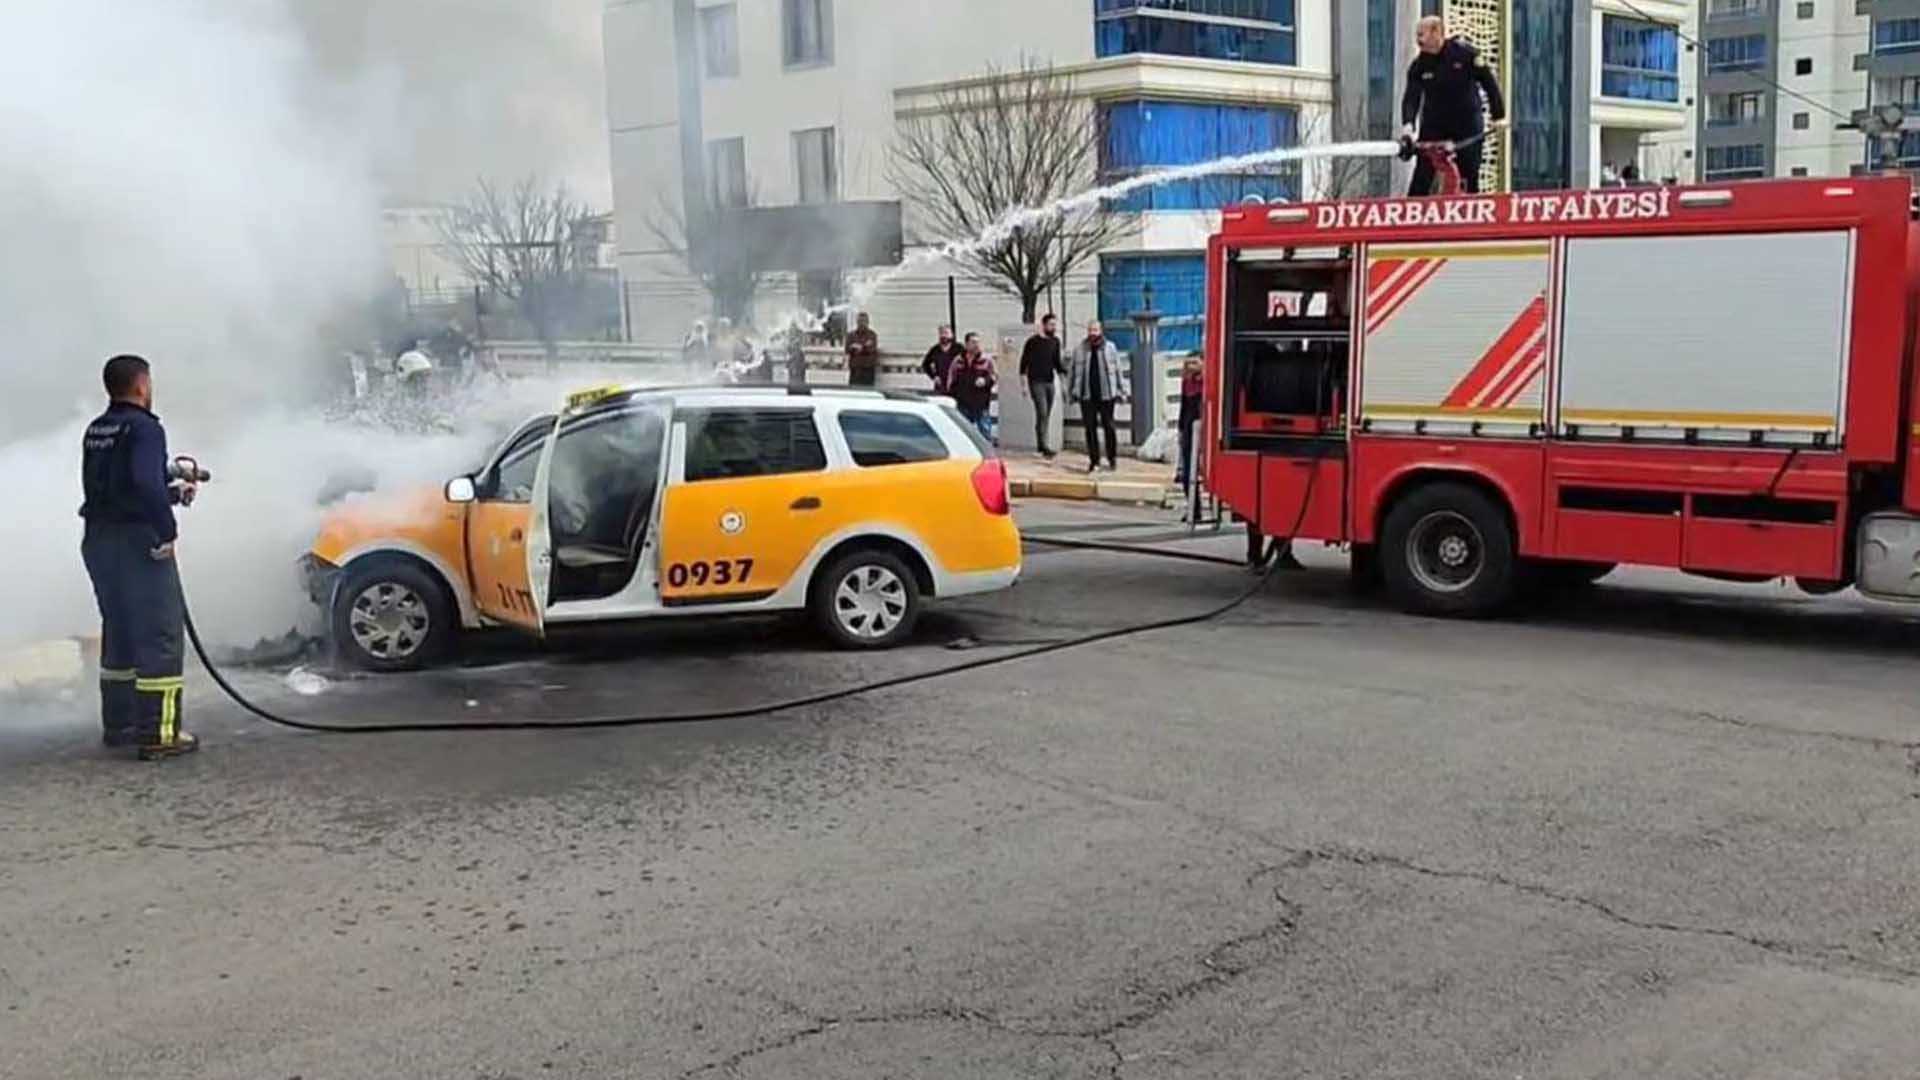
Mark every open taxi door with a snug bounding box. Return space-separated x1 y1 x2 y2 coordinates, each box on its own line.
463 414 559 635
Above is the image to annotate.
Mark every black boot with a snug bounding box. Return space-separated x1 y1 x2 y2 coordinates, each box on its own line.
100 674 137 749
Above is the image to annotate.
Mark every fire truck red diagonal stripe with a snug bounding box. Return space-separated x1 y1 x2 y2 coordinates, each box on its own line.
1441 295 1546 408
1367 258 1445 335
1367 259 1407 296
1481 340 1546 409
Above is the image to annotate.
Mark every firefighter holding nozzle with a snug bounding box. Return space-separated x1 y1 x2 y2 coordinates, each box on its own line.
1401 14 1507 196
79 354 201 760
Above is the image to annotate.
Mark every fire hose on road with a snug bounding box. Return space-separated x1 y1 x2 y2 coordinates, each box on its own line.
180 468 1321 737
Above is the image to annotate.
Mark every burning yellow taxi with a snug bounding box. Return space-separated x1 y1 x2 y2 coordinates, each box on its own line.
305 384 1021 670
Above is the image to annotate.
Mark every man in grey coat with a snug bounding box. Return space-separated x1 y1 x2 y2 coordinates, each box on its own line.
1068 320 1128 473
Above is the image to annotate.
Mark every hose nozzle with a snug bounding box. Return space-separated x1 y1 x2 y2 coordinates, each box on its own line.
167 456 211 483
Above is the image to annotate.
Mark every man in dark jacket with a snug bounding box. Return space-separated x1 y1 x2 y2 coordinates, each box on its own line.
949 333 998 440
79 354 199 760
1018 313 1065 458
844 312 881 387
921 324 964 393
1401 15 1506 196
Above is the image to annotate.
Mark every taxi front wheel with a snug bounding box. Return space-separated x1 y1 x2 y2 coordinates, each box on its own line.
332 557 457 672
811 549 922 650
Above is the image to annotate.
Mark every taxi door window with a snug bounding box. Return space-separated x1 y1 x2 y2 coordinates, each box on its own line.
682 408 826 481
548 408 667 557
483 417 554 504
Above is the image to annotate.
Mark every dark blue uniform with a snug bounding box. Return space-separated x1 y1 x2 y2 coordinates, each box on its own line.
79 402 187 749
1402 37 1506 195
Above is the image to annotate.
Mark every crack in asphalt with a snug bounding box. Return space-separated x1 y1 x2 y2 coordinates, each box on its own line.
1286 844 1920 981
132 834 416 861
674 1005 1018 1080
678 878 1306 1079
1669 706 1920 754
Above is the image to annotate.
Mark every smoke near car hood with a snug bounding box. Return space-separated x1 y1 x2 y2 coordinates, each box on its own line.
0 0 608 654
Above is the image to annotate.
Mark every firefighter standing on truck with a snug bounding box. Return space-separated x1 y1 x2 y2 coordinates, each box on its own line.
80 354 199 760
1401 14 1507 196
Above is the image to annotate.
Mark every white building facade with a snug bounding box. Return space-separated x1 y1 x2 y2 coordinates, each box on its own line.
1697 0 1868 179
605 0 1342 354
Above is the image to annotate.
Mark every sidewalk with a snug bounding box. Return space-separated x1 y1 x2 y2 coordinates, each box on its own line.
1003 449 1179 506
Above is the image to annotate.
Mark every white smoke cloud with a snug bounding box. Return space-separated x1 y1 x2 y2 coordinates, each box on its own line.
0 0 608 653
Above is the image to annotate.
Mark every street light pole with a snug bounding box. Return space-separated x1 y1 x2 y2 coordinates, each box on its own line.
1846 104 1909 175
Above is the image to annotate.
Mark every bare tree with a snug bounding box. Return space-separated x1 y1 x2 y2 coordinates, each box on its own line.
434 175 595 349
640 186 765 327
889 59 1126 324
1300 99 1383 201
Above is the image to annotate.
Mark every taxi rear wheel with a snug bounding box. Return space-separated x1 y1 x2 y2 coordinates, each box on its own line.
811 549 921 650
332 558 456 672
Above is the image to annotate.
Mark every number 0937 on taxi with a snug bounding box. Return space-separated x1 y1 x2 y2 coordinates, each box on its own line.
303 385 1022 671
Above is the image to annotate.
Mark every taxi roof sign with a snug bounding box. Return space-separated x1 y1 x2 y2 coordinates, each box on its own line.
564 384 628 413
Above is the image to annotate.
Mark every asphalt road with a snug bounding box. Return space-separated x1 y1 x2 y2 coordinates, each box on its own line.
5 500 1920 1079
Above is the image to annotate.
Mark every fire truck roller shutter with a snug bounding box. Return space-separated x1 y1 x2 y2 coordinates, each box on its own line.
1556 231 1852 445
1359 242 1552 438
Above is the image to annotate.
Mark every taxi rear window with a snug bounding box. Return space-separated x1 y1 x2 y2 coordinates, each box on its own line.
838 411 949 467
682 408 827 481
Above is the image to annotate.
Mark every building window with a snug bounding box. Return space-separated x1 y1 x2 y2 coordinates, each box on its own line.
793 126 837 204
700 4 739 78
1094 0 1298 66
1793 111 1810 129
1511 0 1573 191
1794 57 1813 75
1099 99 1300 212
1791 166 1809 175
1707 34 1767 72
1893 76 1920 106
1098 254 1207 353
1796 1 1814 17
707 137 747 209
1703 143 1766 179
1600 16 1679 102
1706 0 1763 17
782 0 833 67
1875 18 1920 55
1708 91 1764 126
1899 130 1920 167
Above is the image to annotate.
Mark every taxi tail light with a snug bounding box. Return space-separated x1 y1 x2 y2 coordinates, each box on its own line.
971 458 1010 515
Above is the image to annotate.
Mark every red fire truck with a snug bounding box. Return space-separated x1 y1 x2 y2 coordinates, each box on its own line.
1203 175 1920 615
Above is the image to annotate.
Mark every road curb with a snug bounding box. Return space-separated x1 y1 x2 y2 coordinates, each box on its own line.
1011 477 1171 507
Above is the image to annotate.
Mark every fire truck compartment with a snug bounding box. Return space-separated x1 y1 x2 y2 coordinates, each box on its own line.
1557 231 1852 445
1358 240 1551 438
1223 248 1351 446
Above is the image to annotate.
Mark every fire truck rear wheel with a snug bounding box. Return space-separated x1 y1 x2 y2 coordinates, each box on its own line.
1381 482 1516 617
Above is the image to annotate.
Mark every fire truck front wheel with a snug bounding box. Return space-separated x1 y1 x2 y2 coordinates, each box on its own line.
1381 482 1516 617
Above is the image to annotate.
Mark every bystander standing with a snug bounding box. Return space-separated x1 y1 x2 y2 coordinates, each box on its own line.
949 332 998 440
1019 314 1065 459
1176 356 1203 487
845 312 881 387
921 325 964 393
1068 320 1127 473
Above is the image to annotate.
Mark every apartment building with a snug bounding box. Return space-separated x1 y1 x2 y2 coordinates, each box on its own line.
1698 0 1867 179
1859 1 1920 169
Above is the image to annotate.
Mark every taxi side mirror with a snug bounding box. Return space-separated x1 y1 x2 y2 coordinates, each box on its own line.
445 476 478 504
